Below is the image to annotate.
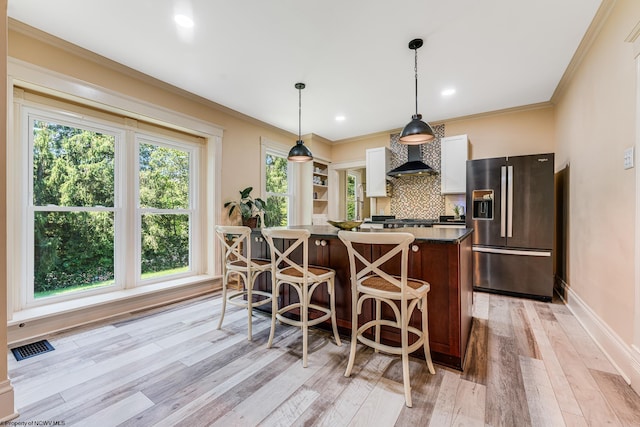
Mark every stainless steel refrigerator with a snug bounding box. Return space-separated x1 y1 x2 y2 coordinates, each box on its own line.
466 153 554 300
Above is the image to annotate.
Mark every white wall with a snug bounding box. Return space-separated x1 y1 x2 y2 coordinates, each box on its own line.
554 0 640 390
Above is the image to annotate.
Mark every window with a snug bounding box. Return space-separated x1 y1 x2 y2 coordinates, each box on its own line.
263 150 292 227
29 114 119 302
137 137 194 281
346 172 357 220
21 104 201 307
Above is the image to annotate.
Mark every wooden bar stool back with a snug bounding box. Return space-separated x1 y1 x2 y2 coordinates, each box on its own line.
338 230 435 407
215 225 272 341
261 228 342 367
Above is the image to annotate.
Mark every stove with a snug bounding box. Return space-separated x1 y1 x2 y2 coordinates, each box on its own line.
381 218 438 229
362 216 438 229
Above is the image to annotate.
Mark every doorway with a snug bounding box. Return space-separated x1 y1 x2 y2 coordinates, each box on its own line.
328 161 370 221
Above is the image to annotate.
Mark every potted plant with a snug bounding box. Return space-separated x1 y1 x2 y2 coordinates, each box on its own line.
224 186 266 228
452 204 465 220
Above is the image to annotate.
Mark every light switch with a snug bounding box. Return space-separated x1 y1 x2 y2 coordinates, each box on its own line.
624 147 634 170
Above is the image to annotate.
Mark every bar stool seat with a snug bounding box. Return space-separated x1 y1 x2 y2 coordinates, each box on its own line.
262 228 342 367
338 230 435 407
215 225 272 341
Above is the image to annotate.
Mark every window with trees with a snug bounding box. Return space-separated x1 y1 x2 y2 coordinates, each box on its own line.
264 151 291 227
30 117 118 300
346 172 357 220
24 105 198 306
138 138 193 280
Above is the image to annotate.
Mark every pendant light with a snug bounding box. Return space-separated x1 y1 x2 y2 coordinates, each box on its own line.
287 82 313 162
399 38 435 144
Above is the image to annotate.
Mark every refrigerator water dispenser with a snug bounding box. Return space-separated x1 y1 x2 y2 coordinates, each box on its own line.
472 190 493 219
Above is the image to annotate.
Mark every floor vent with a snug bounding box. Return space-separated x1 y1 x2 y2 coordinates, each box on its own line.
11 340 55 361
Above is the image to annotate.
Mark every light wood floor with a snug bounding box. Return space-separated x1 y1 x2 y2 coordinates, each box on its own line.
7 291 640 426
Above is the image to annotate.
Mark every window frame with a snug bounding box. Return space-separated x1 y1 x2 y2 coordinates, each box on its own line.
16 100 204 309
135 133 198 284
346 171 357 220
24 106 124 307
261 138 296 226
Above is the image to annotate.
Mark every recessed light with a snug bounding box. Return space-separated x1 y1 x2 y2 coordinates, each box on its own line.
441 88 456 97
174 14 194 28
335 115 346 121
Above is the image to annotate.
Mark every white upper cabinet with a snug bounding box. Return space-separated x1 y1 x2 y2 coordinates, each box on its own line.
365 147 391 197
440 134 469 194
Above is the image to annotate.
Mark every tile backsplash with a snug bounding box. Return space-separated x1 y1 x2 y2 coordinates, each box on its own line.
389 124 446 219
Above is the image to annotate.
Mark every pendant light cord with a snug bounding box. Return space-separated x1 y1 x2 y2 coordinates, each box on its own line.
414 47 419 116
298 86 302 140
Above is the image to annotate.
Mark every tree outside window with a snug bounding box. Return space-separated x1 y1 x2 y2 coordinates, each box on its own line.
138 142 191 279
264 153 290 227
31 120 116 299
346 173 357 220
27 108 197 305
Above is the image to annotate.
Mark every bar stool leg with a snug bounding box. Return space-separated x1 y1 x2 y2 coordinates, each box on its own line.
329 277 342 346
217 271 229 330
267 281 279 349
374 299 381 353
401 300 412 407
421 296 435 374
247 273 253 341
344 293 359 377
302 282 309 368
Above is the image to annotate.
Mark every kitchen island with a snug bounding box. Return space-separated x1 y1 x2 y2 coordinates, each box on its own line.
250 225 473 370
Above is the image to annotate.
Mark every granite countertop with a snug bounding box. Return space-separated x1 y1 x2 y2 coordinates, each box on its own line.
254 225 473 244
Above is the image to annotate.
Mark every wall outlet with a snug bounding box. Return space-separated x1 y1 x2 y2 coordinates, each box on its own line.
624 147 634 170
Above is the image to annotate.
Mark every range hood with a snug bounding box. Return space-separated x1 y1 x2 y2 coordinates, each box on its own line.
387 145 436 177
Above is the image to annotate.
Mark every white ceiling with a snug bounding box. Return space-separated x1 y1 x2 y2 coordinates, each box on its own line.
8 0 603 142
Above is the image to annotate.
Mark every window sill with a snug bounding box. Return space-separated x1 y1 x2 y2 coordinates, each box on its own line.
8 275 221 344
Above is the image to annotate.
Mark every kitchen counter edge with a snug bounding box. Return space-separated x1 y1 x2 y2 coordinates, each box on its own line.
253 225 473 244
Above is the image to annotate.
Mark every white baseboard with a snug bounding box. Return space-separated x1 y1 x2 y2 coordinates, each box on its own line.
557 280 638 385
631 345 640 395
0 380 17 422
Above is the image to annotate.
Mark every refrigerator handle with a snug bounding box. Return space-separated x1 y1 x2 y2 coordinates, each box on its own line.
507 165 514 238
500 166 506 237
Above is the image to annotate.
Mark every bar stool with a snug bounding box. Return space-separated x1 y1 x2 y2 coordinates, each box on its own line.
215 225 272 341
261 228 342 367
338 230 435 407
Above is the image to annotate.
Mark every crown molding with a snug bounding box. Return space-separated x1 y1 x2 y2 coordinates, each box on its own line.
551 0 618 103
624 14 640 58
433 102 553 125
332 128 402 145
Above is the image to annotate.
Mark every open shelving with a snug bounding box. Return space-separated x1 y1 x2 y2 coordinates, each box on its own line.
312 160 329 216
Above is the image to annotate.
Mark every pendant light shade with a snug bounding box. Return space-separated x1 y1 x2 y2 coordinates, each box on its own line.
399 38 435 145
288 139 313 161
288 82 313 162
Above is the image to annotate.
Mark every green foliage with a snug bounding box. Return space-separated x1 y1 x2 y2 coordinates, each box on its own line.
346 174 356 221
32 121 190 297
224 186 266 221
33 122 117 296
265 196 288 227
263 154 288 227
141 214 189 274
138 143 190 274
33 121 115 207
139 143 189 209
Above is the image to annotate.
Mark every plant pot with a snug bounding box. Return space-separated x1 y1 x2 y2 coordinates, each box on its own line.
242 217 258 229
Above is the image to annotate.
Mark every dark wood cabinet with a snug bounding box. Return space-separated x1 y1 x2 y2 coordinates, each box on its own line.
250 229 473 370
368 239 472 368
371 239 473 368
249 233 278 313
307 237 354 329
